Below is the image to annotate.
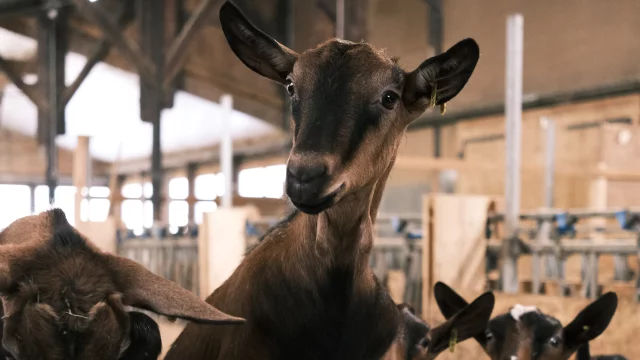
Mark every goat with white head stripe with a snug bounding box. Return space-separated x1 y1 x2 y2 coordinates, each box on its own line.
432 282 618 360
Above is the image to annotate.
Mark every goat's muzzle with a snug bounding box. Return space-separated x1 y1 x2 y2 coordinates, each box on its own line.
286 153 340 214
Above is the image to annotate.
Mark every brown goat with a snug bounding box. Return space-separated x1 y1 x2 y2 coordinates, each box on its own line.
433 282 619 360
165 2 480 359
385 293 495 360
0 208 244 360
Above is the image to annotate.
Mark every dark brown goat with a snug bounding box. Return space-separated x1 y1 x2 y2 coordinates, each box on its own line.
433 282 618 360
385 293 495 360
166 2 480 359
0 209 244 360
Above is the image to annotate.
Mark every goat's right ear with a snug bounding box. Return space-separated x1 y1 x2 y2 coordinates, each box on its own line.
105 254 245 325
562 292 618 351
219 1 298 84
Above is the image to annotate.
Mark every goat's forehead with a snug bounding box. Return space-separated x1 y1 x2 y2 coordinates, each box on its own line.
509 304 539 321
294 40 401 82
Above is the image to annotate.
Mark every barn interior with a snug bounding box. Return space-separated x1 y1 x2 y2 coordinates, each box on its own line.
0 0 639 359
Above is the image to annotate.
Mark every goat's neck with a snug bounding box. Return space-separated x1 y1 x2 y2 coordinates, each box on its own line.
292 152 397 268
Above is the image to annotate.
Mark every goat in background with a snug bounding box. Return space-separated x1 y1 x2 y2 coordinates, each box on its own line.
433 282 619 360
0 208 244 360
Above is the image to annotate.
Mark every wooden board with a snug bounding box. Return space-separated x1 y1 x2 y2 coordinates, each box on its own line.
76 216 117 254
422 194 490 315
198 205 260 298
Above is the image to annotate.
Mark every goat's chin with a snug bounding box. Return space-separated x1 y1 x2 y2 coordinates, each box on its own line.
289 183 344 215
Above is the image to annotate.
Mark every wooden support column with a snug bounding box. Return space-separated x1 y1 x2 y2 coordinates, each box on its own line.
138 0 168 224
73 136 91 225
186 162 198 226
37 7 69 204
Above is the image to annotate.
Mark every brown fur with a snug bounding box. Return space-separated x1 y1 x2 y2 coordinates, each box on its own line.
165 3 480 360
0 209 243 360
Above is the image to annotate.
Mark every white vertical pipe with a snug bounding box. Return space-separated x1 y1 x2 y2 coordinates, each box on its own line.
220 94 233 208
502 13 523 294
541 117 555 208
336 0 345 39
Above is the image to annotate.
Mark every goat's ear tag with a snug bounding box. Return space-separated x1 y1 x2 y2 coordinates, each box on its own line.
449 328 457 353
429 83 438 109
440 103 447 115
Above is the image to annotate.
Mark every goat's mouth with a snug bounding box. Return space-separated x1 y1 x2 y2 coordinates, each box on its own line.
290 183 344 215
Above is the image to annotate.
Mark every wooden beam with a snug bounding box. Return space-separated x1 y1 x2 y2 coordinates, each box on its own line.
116 134 290 174
63 41 111 106
63 3 134 106
71 0 157 86
0 55 46 110
163 0 220 89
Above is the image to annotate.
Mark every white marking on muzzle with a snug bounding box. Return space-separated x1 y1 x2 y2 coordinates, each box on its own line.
509 304 538 321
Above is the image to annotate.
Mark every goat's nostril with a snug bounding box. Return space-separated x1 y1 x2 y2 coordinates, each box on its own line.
288 164 327 183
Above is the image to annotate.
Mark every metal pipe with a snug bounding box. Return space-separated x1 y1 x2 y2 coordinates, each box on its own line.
220 94 234 208
501 13 524 293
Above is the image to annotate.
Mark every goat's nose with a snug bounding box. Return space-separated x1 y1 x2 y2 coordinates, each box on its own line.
287 162 327 183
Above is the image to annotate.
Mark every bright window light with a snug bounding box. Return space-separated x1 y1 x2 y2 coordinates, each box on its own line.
169 177 189 200
195 173 224 200
238 164 286 198
0 185 31 230
122 183 143 199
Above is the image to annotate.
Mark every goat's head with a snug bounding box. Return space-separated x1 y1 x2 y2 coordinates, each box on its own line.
433 282 618 360
0 209 244 360
219 1 480 214
394 291 494 360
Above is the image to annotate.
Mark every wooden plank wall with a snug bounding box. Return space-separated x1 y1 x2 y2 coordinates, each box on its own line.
389 94 640 209
0 127 111 181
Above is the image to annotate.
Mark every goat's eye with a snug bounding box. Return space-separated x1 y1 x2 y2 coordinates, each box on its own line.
285 80 295 96
549 336 560 347
381 91 399 110
419 338 429 348
485 330 493 340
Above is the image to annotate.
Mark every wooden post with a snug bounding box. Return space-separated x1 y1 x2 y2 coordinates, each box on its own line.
198 206 259 298
186 163 197 226
335 0 345 39
220 94 233 208
73 136 91 225
501 13 524 294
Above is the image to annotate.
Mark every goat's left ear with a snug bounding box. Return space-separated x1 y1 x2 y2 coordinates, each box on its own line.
105 254 245 325
403 38 479 113
427 291 494 356
119 312 162 360
563 292 618 351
